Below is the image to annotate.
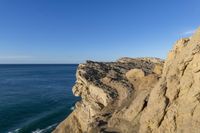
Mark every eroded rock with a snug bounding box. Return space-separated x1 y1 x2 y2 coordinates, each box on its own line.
53 58 163 133
54 27 200 133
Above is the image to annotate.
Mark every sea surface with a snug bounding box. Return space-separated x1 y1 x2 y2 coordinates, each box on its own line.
0 64 79 133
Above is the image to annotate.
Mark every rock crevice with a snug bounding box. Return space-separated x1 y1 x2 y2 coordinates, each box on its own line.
54 27 200 133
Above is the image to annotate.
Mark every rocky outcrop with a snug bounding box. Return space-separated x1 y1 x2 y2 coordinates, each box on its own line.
139 28 200 133
53 58 164 133
54 27 200 133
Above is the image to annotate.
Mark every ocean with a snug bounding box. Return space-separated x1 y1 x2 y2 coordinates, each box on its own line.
0 64 79 133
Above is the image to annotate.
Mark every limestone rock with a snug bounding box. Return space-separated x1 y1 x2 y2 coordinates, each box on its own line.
53 58 163 133
54 27 200 133
139 27 200 133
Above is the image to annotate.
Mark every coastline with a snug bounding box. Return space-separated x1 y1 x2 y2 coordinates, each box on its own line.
54 28 200 133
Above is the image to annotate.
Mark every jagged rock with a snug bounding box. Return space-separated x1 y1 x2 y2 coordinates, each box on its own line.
139 28 200 133
53 58 163 133
54 27 200 133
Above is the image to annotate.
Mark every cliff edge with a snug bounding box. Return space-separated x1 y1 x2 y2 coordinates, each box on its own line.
54 27 200 133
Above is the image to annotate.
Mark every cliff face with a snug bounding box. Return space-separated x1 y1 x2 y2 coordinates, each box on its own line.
54 27 200 133
53 58 164 133
139 28 200 133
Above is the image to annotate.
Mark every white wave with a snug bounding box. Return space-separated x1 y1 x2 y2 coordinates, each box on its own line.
32 123 57 133
8 128 20 133
70 106 75 111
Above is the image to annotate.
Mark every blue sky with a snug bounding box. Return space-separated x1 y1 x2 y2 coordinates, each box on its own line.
0 0 199 64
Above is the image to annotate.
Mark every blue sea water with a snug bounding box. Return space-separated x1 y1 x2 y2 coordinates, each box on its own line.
0 64 79 133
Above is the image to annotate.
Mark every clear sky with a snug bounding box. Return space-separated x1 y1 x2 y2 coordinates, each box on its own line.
0 0 199 64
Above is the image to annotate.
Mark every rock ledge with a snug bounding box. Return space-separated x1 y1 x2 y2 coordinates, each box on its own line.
54 27 200 133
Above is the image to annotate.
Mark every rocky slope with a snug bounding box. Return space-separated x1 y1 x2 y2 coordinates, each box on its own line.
53 27 200 133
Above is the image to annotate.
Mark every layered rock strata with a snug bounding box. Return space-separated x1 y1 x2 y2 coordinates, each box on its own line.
53 57 163 133
54 27 200 133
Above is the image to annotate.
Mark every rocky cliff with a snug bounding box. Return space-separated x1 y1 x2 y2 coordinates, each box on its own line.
53 27 200 133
